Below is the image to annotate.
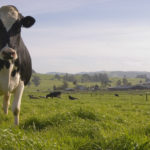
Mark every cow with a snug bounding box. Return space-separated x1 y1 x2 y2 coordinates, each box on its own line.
28 95 39 99
114 94 119 97
46 91 61 99
39 96 46 98
68 95 78 100
0 5 35 125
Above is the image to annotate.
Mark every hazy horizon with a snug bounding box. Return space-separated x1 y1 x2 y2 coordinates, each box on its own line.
43 70 150 75
1 0 150 74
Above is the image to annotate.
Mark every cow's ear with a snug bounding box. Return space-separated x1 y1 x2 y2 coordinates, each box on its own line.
21 16 35 28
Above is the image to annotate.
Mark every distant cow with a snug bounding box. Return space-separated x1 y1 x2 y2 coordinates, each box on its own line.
0 5 35 125
28 95 39 99
46 91 61 98
68 95 78 100
39 96 46 98
114 94 119 97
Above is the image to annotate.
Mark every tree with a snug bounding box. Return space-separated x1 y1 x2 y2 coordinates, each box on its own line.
122 77 128 86
54 74 61 80
127 82 132 86
136 74 147 79
116 80 121 86
55 81 68 90
53 85 57 91
62 81 68 89
63 74 76 82
94 84 100 90
81 74 91 82
145 78 150 83
93 74 99 82
73 80 77 85
99 74 110 87
32 76 40 86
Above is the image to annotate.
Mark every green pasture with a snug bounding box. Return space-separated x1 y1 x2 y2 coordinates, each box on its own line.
0 89 150 149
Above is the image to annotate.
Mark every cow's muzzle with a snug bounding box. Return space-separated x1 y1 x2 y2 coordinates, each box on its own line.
2 48 17 60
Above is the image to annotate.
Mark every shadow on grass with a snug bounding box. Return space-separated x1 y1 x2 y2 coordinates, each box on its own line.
20 113 73 131
73 108 99 121
21 108 100 131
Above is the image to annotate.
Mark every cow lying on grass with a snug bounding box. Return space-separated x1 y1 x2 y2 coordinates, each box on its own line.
46 91 61 98
68 95 78 100
0 5 35 125
28 95 46 99
28 95 39 99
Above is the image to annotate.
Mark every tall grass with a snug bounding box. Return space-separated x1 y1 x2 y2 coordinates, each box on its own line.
0 90 150 149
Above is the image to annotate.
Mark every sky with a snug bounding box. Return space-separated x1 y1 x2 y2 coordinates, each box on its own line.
1 0 150 73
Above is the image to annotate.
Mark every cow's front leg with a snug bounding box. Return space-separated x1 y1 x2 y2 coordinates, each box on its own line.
3 93 11 114
12 81 24 125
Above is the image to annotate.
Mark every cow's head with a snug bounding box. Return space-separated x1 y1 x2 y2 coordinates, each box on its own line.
0 5 35 60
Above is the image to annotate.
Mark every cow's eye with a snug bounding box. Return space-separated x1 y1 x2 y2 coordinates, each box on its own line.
8 21 21 36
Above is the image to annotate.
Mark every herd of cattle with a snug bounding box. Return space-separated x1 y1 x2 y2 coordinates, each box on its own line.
28 91 120 100
28 91 79 100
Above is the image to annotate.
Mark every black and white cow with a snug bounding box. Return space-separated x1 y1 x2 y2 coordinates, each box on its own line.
0 5 35 125
46 91 61 99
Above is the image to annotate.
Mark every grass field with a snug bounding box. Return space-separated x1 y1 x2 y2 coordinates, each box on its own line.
0 88 150 149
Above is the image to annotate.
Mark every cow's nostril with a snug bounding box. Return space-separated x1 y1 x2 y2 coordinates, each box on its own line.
10 51 15 56
2 49 16 60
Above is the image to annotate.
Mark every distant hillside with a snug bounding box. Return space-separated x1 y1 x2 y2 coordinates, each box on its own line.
46 72 66 75
100 71 150 78
47 71 150 78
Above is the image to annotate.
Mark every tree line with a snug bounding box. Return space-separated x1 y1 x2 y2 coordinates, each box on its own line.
30 73 148 88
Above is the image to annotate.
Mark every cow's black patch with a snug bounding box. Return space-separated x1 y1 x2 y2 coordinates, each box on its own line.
14 59 19 66
8 20 21 37
4 60 10 69
14 59 19 69
0 58 19 77
11 59 20 77
0 59 4 70
11 69 17 77
0 20 9 50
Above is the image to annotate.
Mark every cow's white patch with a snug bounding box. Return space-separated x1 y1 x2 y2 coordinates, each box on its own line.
0 6 19 31
0 62 20 95
10 72 20 92
12 80 24 125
